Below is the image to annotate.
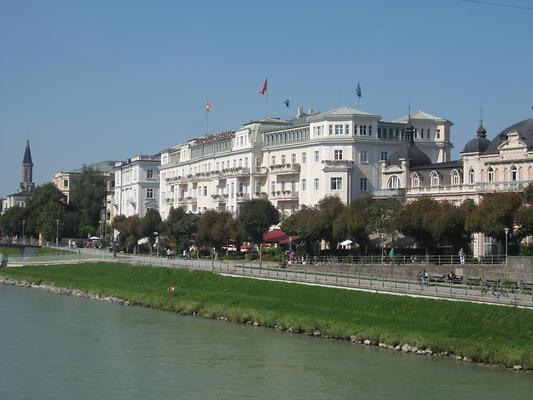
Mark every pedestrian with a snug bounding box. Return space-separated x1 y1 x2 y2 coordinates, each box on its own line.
458 248 465 265
388 247 395 264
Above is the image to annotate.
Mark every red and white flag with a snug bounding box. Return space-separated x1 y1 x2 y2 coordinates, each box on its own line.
206 100 212 112
259 78 268 95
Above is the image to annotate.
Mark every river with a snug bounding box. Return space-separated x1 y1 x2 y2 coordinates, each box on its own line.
0 284 531 400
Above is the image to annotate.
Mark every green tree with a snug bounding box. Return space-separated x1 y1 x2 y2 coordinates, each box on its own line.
317 195 345 248
70 167 107 237
367 197 401 243
333 197 373 253
162 207 199 253
0 206 27 236
396 196 439 253
281 206 323 256
113 215 141 253
238 199 280 244
139 208 162 251
196 210 235 254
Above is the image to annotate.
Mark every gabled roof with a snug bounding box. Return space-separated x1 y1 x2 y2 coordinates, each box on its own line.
22 140 32 164
393 111 450 123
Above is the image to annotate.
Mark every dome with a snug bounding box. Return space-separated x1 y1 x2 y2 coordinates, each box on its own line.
388 142 432 168
462 121 490 154
484 118 533 154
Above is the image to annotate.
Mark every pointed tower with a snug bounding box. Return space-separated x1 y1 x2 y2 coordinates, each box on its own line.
20 139 34 191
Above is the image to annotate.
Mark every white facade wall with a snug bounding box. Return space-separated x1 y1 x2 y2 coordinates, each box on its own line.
114 155 160 218
159 107 451 219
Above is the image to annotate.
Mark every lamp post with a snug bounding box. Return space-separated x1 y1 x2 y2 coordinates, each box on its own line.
504 227 510 265
22 219 25 242
56 219 60 246
154 231 159 257
380 233 385 264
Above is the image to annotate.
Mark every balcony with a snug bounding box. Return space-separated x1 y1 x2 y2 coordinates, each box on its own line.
322 160 354 171
219 167 251 178
166 175 189 184
165 198 174 206
373 189 406 198
270 191 299 201
211 193 228 203
475 181 527 193
177 197 187 206
252 166 268 176
236 192 250 202
269 163 301 175
185 196 197 205
254 192 269 200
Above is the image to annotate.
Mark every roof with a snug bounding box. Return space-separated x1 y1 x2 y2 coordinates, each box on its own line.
22 140 32 164
6 190 33 198
393 111 450 123
462 136 491 154
484 118 533 154
311 106 380 119
388 142 432 168
71 161 118 173
410 160 462 172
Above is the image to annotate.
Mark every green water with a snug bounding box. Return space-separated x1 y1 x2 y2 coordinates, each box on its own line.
0 285 531 400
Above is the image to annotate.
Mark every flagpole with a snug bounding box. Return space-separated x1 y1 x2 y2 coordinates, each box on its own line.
265 84 268 118
205 109 208 135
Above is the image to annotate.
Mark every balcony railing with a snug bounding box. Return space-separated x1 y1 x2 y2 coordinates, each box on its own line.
219 167 251 177
269 163 301 175
236 192 250 202
475 181 528 192
252 166 268 175
322 160 354 171
270 190 299 200
373 189 406 198
254 192 269 200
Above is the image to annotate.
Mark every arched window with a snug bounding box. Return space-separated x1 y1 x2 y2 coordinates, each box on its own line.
430 171 440 187
451 170 460 186
410 173 420 188
487 167 494 183
511 166 518 182
469 168 475 185
387 175 400 189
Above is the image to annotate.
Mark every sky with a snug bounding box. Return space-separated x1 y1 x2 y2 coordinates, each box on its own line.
1 0 532 196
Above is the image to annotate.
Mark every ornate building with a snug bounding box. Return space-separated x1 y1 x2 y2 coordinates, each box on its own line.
1 140 35 213
377 116 533 255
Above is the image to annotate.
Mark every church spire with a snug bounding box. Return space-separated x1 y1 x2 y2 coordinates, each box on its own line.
23 139 33 165
20 139 34 192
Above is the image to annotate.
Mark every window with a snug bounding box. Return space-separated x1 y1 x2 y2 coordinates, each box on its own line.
291 180 296 192
335 125 343 135
291 153 296 164
469 169 475 184
147 188 154 199
360 125 367 135
451 171 460 186
271 181 275 193
255 182 261 193
488 167 494 183
360 178 368 192
380 152 388 161
301 179 306 192
281 155 286 164
345 124 350 134
329 125 333 135
368 125 372 136
437 129 441 139
334 150 343 160
301 152 307 163
430 172 440 186
314 178 319 190
387 176 400 189
314 150 320 162
147 169 154 179
317 126 322 136
411 174 420 187
281 181 286 191
359 150 368 163
238 182 243 193
271 156 276 165
511 166 518 182
331 177 343 190
63 179 68 189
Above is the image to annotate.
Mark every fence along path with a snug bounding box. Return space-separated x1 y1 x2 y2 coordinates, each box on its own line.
2 250 533 308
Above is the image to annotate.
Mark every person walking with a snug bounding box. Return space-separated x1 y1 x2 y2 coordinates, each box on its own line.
458 248 465 265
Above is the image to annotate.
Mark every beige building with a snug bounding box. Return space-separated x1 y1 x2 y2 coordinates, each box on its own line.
377 117 533 256
159 106 451 220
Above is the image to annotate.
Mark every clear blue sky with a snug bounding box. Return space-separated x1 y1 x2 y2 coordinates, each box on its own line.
1 0 532 196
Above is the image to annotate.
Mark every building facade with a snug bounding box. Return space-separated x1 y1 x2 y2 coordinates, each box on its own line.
159 106 452 219
377 117 533 256
113 154 161 218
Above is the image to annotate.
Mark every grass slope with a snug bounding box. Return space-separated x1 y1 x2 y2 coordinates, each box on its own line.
2 262 533 369
0 246 68 257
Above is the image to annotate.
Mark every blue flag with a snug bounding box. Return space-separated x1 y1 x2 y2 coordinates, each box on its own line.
283 99 290 108
356 82 362 98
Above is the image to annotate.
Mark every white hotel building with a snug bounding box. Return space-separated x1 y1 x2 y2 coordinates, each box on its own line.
113 154 161 218
159 106 452 220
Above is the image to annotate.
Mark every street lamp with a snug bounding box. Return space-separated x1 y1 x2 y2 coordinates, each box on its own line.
380 233 385 264
22 219 25 242
56 219 60 246
504 227 510 265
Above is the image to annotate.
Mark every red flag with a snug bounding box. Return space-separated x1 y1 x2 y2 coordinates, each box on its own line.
206 100 212 112
259 78 268 95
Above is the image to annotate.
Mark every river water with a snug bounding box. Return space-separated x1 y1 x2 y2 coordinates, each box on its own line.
0 285 531 400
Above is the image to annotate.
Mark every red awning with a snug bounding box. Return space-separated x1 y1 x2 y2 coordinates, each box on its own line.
262 229 299 246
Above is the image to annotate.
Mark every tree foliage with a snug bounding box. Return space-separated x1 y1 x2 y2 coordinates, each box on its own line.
162 207 199 252
70 167 107 237
196 210 236 253
113 215 141 253
332 197 373 252
281 206 323 256
238 199 280 244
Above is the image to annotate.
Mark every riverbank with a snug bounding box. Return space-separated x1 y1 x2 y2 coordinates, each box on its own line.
1 262 532 370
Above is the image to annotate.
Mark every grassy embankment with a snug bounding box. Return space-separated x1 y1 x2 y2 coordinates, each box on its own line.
1 262 533 369
0 246 68 257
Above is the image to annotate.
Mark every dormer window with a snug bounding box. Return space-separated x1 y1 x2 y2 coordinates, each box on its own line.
451 170 460 186
430 171 440 186
387 175 400 189
511 166 518 182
